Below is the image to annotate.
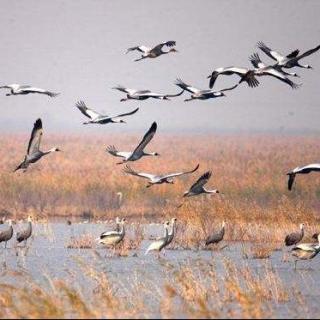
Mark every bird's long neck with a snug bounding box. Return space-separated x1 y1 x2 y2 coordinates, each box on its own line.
143 152 155 156
44 148 57 155
205 189 218 194
120 223 125 236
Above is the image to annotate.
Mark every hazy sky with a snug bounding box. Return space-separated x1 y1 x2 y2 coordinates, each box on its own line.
0 0 319 134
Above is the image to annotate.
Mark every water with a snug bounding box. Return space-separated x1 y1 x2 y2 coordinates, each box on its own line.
0 222 319 318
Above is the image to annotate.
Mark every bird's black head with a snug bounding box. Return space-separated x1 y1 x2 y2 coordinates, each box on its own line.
120 120 126 124
307 65 313 69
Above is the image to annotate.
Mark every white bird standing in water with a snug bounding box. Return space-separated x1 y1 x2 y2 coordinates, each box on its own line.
145 221 170 257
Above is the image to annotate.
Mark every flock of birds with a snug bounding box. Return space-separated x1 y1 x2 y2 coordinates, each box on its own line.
0 40 320 266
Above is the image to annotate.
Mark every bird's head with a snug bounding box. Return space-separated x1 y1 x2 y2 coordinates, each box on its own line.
121 218 126 224
307 65 313 69
120 98 127 102
153 152 160 156
172 217 177 224
166 178 174 184
207 74 212 79
27 215 33 222
54 147 62 152
300 223 305 230
293 73 300 78
222 221 226 228
221 92 226 97
120 120 126 124
183 191 189 197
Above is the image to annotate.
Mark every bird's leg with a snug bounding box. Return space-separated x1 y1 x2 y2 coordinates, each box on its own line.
5 241 7 249
294 260 297 270
134 56 146 62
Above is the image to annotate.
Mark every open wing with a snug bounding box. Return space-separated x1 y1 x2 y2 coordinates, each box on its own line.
106 145 130 159
189 171 212 193
165 89 185 98
114 107 139 118
123 165 155 180
20 87 59 97
297 44 320 60
126 45 150 54
132 122 157 155
76 101 102 120
257 41 284 62
175 78 200 93
162 164 200 179
286 49 300 59
112 85 138 95
152 41 176 51
263 68 301 89
219 84 238 92
27 118 43 156
249 53 266 69
287 173 295 191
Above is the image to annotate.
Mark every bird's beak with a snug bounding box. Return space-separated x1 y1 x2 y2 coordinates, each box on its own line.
207 75 212 79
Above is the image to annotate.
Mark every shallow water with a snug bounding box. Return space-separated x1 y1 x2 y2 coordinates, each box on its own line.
0 222 319 318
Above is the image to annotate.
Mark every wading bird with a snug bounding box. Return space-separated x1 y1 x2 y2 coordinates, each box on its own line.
183 171 219 197
287 164 320 191
98 218 126 252
16 216 32 247
166 218 177 247
249 53 301 89
257 41 320 69
291 234 320 269
285 223 304 246
14 119 61 172
175 78 238 101
0 84 59 97
207 67 259 88
107 122 159 164
0 220 13 248
205 221 226 247
145 221 170 256
112 85 184 102
75 101 139 125
126 41 178 61
123 164 199 187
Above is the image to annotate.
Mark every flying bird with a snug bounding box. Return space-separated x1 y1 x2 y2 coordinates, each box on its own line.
123 164 199 187
112 85 184 102
75 101 139 125
0 84 59 97
14 119 61 172
106 122 159 164
183 171 219 197
175 78 238 101
126 41 178 61
257 41 320 69
287 164 320 191
207 67 259 88
249 53 301 89
285 223 304 246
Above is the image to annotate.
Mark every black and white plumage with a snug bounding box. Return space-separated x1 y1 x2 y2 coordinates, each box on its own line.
287 163 320 191
145 221 170 255
98 218 126 247
14 119 61 172
106 122 159 164
75 101 139 125
0 84 59 97
123 164 199 187
183 171 219 197
285 223 304 246
0 220 13 248
249 53 301 89
126 41 178 61
112 85 184 102
205 221 225 246
291 234 320 269
175 78 238 102
207 67 260 89
16 216 32 246
257 41 320 69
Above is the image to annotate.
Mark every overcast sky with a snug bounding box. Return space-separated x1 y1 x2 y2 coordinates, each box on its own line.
0 0 319 135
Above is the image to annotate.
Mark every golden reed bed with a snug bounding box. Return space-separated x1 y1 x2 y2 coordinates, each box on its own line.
0 133 319 243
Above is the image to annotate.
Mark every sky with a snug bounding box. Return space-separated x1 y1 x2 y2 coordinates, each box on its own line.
0 0 319 135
